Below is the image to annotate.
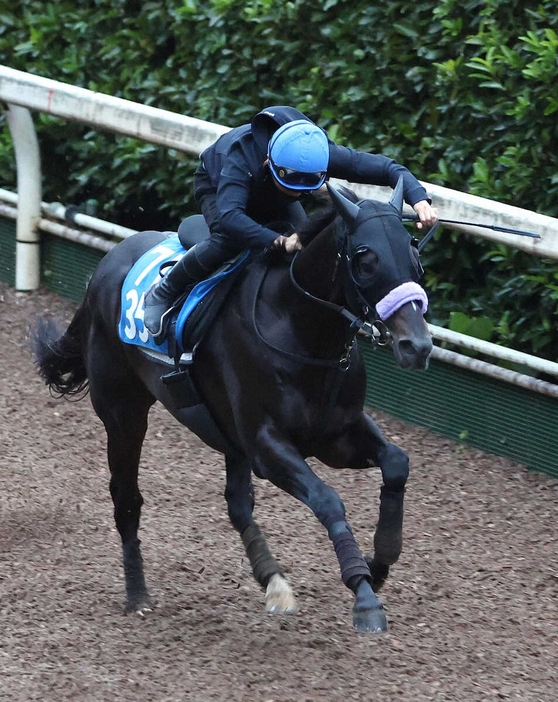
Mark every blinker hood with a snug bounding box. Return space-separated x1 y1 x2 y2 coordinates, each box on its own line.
350 204 420 301
327 183 421 306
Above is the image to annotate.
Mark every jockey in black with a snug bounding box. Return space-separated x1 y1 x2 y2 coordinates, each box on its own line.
144 105 438 342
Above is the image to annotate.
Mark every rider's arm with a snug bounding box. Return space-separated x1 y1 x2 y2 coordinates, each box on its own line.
216 156 280 249
328 144 430 207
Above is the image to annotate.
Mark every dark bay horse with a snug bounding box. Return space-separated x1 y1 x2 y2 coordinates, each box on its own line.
32 182 433 633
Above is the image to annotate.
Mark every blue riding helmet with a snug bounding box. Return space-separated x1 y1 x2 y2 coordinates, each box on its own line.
268 120 329 191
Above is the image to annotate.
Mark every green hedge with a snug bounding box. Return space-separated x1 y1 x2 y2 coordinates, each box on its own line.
1 0 557 359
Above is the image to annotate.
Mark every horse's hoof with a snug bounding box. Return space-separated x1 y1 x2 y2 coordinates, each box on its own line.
352 606 388 633
265 573 299 615
124 598 153 616
132 606 153 618
267 602 299 615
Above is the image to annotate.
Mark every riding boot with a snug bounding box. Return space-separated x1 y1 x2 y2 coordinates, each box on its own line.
144 245 209 343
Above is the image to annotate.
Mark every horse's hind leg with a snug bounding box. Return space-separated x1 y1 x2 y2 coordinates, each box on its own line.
224 454 297 614
106 405 153 614
88 347 155 614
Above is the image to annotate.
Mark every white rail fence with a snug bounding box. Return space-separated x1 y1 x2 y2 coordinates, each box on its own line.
1 65 558 395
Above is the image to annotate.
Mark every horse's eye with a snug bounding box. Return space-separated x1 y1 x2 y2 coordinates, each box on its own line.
352 249 378 282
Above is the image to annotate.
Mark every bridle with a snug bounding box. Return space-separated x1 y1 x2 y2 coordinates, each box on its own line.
253 190 429 368
250 240 389 371
288 232 392 351
287 204 431 353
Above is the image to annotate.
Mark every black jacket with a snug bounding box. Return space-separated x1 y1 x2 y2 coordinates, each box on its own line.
195 106 430 249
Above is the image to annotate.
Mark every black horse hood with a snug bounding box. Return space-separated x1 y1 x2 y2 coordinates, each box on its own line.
352 200 420 299
251 106 314 152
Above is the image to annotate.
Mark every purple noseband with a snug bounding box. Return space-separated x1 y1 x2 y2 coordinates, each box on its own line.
375 282 428 321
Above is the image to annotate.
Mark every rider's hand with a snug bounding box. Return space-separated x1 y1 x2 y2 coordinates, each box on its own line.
272 232 302 253
413 200 439 229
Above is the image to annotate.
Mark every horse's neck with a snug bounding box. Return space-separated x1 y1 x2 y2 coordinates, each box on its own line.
291 228 344 305
260 231 352 359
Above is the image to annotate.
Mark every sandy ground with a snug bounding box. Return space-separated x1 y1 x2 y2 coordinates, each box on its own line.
0 281 556 702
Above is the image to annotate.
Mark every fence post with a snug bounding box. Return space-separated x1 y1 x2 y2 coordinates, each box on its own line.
5 104 41 290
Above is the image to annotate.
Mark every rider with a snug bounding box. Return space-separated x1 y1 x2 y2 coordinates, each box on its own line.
144 105 438 342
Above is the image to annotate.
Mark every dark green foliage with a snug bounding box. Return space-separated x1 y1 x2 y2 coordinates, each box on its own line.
1 0 557 359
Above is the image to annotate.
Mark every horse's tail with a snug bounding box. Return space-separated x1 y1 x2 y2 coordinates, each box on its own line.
30 309 89 399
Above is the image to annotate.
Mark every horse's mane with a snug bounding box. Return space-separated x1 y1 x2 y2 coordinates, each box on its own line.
298 186 359 247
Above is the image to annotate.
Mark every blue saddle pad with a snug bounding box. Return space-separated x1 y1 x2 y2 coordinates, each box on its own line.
119 235 248 355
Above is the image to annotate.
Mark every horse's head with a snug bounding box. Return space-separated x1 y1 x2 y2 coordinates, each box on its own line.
327 180 433 370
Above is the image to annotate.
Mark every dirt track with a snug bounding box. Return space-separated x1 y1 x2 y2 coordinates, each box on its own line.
0 281 556 702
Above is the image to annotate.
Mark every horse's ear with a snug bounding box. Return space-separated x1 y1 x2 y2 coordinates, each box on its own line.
388 176 405 216
327 183 360 224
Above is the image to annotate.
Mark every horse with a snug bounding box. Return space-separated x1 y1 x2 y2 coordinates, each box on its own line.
31 180 433 633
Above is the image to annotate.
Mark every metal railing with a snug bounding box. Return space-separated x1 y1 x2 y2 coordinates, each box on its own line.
1 64 558 394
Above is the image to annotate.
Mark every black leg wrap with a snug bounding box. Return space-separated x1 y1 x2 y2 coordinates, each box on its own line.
329 521 371 591
241 523 284 589
122 539 150 609
374 486 404 565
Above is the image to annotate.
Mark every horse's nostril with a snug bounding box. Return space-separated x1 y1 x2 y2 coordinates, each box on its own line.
399 340 416 357
398 338 433 365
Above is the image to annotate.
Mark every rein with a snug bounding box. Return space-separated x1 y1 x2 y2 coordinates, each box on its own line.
288 252 391 350
252 201 423 368
251 263 377 370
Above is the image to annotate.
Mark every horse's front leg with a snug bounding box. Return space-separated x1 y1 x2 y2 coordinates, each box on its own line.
252 423 387 633
224 454 298 614
317 412 409 593
367 455 407 592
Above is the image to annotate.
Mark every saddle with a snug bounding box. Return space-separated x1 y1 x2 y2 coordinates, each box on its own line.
162 250 251 408
119 215 250 409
